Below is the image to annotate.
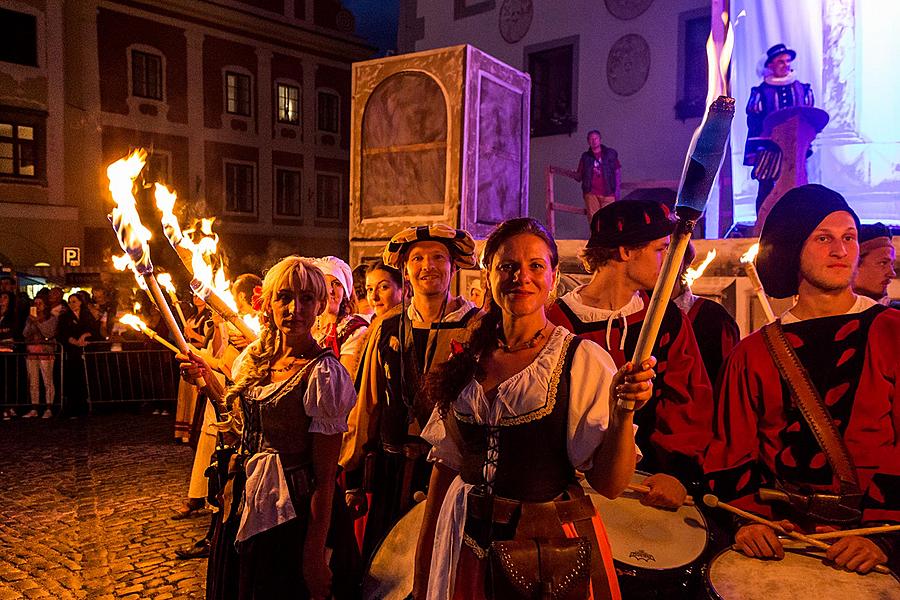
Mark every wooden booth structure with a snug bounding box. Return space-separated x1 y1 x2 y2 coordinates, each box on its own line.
348 45 531 288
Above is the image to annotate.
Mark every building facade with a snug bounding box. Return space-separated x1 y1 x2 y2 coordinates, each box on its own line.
400 0 715 240
0 0 371 279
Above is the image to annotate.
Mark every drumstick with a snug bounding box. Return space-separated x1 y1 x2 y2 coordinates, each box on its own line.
807 524 900 540
703 495 891 574
627 483 695 506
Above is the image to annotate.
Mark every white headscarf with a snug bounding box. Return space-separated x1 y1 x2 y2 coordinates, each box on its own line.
312 256 354 300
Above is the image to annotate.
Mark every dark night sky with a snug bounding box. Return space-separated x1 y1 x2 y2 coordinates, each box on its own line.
344 0 400 56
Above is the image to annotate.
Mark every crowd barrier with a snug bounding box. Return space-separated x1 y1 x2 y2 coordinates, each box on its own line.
82 341 179 409
0 342 64 413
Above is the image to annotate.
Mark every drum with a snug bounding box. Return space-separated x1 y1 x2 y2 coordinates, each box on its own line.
362 500 426 600
706 544 900 599
582 471 709 598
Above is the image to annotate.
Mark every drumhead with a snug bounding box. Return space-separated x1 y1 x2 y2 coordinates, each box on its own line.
706 545 900 600
581 471 708 570
362 501 426 600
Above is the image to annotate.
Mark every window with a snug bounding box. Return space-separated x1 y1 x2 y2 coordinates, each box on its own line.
277 84 300 125
454 0 495 19
676 10 711 120
316 173 342 220
275 169 302 217
132 50 163 100
145 152 170 185
526 39 577 137
226 72 252 116
317 91 340 133
0 109 46 180
225 163 255 214
0 8 37 67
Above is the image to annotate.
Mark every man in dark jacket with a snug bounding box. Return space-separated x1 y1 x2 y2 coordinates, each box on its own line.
573 130 621 218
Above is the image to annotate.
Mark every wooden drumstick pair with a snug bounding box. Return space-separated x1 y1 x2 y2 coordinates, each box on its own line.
703 494 892 575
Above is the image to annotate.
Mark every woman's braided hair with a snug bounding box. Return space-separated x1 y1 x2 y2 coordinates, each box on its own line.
223 256 328 416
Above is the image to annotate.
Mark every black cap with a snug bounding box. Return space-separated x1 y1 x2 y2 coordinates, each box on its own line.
757 184 860 299
765 43 797 66
586 199 676 249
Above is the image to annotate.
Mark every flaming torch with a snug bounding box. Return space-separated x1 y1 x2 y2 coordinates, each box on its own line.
740 243 776 323
107 150 205 387
154 183 258 342
120 313 179 353
625 11 736 409
684 249 717 288
158 273 186 328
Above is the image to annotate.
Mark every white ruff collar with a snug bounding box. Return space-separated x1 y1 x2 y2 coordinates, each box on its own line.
764 72 798 86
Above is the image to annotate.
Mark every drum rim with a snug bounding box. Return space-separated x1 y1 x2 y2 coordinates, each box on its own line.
584 469 710 570
361 500 426 598
703 545 900 599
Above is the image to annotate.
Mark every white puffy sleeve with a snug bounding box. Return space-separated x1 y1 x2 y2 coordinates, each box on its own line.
303 356 357 435
567 339 641 471
339 324 368 362
421 406 464 472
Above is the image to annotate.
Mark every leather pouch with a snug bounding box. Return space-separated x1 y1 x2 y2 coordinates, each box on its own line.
489 536 590 600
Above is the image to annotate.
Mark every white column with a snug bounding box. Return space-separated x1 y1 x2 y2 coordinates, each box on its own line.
256 48 274 225
185 29 206 209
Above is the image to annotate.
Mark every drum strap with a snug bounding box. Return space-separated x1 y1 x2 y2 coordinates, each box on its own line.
761 321 861 497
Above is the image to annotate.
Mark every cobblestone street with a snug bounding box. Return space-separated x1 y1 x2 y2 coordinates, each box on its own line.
0 412 208 599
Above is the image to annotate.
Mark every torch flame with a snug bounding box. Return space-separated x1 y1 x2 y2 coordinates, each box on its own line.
154 183 184 247
112 252 148 291
158 272 177 295
120 313 146 332
242 314 262 335
108 150 153 272
685 249 717 287
740 243 760 264
705 9 735 111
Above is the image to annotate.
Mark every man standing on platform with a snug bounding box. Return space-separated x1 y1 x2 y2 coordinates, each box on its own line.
547 200 714 507
854 223 897 307
341 224 481 559
705 184 898 574
745 43 815 214
573 130 621 218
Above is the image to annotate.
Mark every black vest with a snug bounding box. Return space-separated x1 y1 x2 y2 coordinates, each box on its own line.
453 336 582 503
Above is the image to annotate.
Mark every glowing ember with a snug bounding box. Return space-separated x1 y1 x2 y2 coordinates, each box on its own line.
740 243 760 264
134 301 141 312
108 150 153 272
685 249 717 287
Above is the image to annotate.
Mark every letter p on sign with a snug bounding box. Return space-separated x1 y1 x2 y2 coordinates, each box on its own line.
63 247 81 267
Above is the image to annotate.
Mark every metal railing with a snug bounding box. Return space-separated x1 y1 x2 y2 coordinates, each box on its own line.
82 341 178 409
0 341 64 414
